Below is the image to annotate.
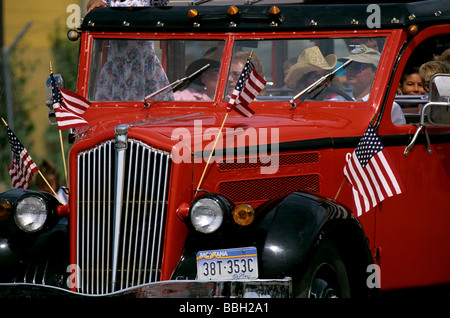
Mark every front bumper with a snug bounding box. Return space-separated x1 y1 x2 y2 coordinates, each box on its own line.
0 278 292 298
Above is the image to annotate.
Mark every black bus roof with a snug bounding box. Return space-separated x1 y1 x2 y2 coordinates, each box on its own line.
80 0 450 32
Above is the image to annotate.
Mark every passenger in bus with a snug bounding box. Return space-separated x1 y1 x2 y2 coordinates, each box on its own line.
396 67 425 114
433 48 450 67
284 46 337 96
174 59 221 101
339 45 379 101
418 60 450 123
398 67 425 96
419 60 450 95
95 40 172 102
339 44 405 125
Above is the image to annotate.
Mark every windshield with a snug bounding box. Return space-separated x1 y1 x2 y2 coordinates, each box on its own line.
226 37 386 102
87 39 224 102
87 37 385 103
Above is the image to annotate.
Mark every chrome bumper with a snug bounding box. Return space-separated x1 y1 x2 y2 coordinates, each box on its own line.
0 278 292 298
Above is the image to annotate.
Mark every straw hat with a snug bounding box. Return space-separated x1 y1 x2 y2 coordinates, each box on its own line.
284 46 337 89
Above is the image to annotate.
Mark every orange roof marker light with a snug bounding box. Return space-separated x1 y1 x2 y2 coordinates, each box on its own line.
269 5 281 16
407 24 419 36
227 5 239 16
268 6 283 26
187 9 199 19
188 8 201 27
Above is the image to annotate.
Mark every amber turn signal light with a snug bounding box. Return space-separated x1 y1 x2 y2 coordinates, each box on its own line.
233 203 255 226
0 199 12 221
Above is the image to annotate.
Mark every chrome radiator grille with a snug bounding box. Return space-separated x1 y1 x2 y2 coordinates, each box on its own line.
76 138 171 295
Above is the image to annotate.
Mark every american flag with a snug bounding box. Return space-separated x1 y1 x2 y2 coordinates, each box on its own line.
227 58 266 117
343 124 404 216
6 126 39 189
51 73 90 130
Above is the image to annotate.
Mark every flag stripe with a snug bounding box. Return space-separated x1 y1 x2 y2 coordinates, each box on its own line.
60 87 90 115
344 156 370 212
242 73 265 99
21 152 38 174
370 155 393 197
353 152 377 207
364 164 385 202
346 186 361 216
249 71 266 90
377 152 403 194
234 103 255 117
351 187 363 216
54 104 89 129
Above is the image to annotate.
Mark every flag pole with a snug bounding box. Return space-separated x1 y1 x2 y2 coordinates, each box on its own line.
194 112 229 196
2 117 64 204
59 130 68 185
37 170 64 205
50 62 68 186
334 178 346 200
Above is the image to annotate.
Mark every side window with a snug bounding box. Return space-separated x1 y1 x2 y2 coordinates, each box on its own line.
395 34 450 125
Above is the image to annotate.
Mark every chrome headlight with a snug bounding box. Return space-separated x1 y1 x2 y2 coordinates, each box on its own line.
190 194 232 234
14 195 48 233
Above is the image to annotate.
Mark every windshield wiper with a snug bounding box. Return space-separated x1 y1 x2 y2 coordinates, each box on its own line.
290 59 352 108
144 63 211 107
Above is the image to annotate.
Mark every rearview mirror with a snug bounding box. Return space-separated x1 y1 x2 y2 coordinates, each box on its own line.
424 74 450 126
45 74 64 125
429 74 450 102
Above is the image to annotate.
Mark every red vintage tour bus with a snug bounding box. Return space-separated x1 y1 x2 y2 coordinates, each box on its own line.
0 0 449 298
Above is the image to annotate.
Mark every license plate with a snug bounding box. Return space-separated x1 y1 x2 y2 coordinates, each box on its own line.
196 247 258 280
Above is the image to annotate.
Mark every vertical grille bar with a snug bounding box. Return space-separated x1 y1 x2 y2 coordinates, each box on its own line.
76 139 171 295
154 151 170 280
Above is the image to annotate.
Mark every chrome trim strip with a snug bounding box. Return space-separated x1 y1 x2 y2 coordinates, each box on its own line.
0 278 293 298
155 151 170 280
111 124 129 292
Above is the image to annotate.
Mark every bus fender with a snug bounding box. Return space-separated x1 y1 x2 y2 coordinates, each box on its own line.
257 191 353 278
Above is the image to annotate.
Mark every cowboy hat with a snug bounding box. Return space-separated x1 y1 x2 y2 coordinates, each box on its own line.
284 46 337 89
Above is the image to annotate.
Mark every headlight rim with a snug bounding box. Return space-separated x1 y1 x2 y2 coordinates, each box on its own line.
189 193 233 234
14 194 49 233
